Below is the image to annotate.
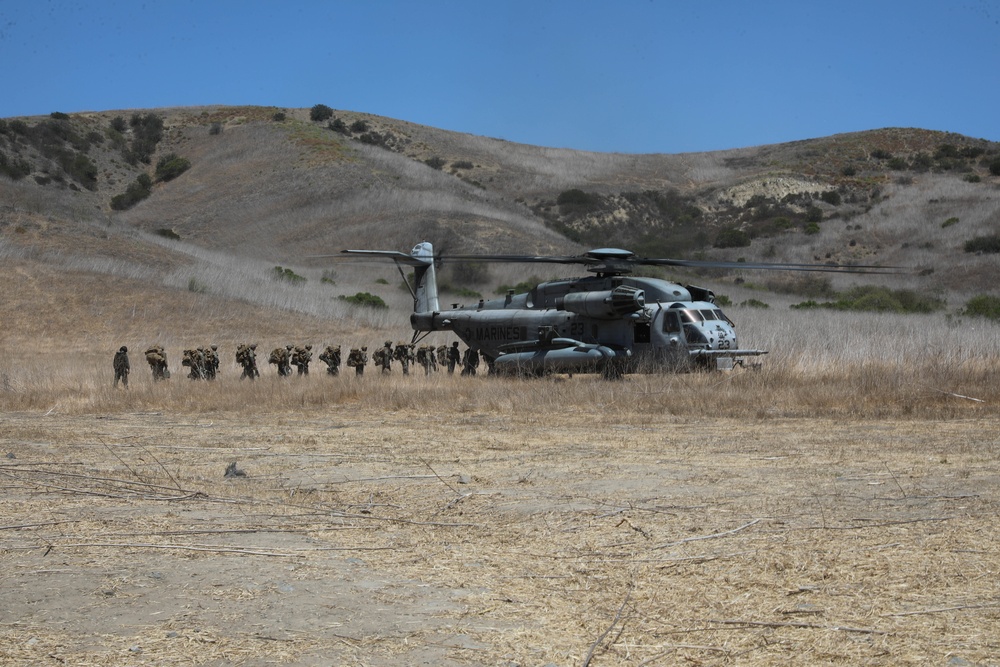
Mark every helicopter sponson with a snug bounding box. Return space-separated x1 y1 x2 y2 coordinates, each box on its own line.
492 336 630 377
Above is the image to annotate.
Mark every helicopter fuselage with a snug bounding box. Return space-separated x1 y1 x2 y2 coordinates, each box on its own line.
412 273 766 374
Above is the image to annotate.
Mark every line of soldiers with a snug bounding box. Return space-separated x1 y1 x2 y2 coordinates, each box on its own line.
116 340 483 385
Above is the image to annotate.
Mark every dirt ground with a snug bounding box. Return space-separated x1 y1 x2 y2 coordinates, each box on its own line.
1 407 999 666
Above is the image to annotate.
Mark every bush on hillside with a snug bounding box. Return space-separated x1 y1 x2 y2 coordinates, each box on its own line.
111 173 153 210
713 228 750 248
338 292 387 308
155 153 191 182
272 266 306 284
964 234 1000 254
962 294 1000 321
791 286 945 314
0 151 32 180
990 159 1000 176
310 104 334 122
424 156 446 170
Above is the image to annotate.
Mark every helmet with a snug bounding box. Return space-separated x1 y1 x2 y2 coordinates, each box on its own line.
119 346 128 353
385 340 392 346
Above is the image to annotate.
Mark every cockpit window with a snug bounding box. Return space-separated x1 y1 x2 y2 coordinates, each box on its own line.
714 309 734 326
679 309 703 324
700 310 718 321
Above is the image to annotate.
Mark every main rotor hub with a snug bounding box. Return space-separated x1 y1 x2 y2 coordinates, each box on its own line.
584 248 636 275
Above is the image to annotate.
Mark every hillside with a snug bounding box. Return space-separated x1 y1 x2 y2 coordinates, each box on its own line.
2 104 1000 346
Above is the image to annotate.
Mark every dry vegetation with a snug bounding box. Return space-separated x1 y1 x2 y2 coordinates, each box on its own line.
2 106 1000 665
2 371 999 666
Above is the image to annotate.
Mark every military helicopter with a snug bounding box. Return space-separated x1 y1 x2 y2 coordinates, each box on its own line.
335 241 904 378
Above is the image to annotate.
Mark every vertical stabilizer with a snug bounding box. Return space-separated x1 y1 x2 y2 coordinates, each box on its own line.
411 242 439 314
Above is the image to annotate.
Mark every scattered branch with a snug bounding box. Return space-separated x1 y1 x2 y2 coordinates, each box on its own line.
655 519 761 550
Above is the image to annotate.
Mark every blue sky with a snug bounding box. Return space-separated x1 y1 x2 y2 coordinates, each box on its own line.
1 0 998 153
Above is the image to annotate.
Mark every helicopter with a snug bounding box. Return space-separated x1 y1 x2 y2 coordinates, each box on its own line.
335 241 905 378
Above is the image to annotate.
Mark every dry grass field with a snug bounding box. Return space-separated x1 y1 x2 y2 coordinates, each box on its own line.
2 350 1000 666
3 107 1000 665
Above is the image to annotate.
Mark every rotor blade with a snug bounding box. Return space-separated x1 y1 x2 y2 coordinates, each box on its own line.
306 250 432 266
436 254 590 265
636 257 912 274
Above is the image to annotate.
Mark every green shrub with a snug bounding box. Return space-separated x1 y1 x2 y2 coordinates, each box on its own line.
424 156 446 170
110 173 153 210
110 116 127 133
820 190 841 206
310 104 334 122
989 159 1000 176
155 228 181 240
155 153 191 181
713 228 750 248
349 120 369 133
888 157 908 170
0 151 32 180
964 173 981 183
272 266 306 284
557 188 600 210
328 118 349 134
962 294 1000 321
338 292 387 308
871 149 892 160
739 298 769 308
452 160 474 170
964 235 1000 254
272 112 286 122
803 222 821 235
321 269 337 285
791 286 945 314
50 111 70 120
209 122 223 135
806 206 823 222
941 217 959 229
188 278 208 293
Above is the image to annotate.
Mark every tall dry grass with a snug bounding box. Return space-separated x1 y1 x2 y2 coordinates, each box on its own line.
2 333 997 420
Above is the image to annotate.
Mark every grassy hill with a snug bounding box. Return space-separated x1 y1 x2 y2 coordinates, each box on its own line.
2 104 1000 357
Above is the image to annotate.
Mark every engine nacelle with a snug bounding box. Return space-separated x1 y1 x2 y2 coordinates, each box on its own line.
557 285 645 319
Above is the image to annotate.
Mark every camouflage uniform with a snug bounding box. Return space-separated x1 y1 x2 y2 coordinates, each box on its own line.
318 345 341 376
416 345 434 375
113 346 130 388
182 348 206 380
373 341 393 373
204 344 220 380
436 345 448 369
236 344 259 380
145 345 169 381
446 341 461 374
461 347 480 376
292 345 312 375
269 346 293 377
346 346 368 376
392 342 411 375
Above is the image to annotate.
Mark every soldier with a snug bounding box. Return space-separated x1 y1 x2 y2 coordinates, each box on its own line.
461 346 480 376
318 344 341 376
113 345 130 388
204 344 220 380
447 341 461 374
182 348 206 380
374 340 393 373
393 342 411 375
269 346 292 377
145 345 169 381
436 345 448 369
292 345 312 375
236 344 259 380
416 345 435 375
346 346 368 376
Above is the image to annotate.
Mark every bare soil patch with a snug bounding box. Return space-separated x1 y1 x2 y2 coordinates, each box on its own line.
2 405 998 665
